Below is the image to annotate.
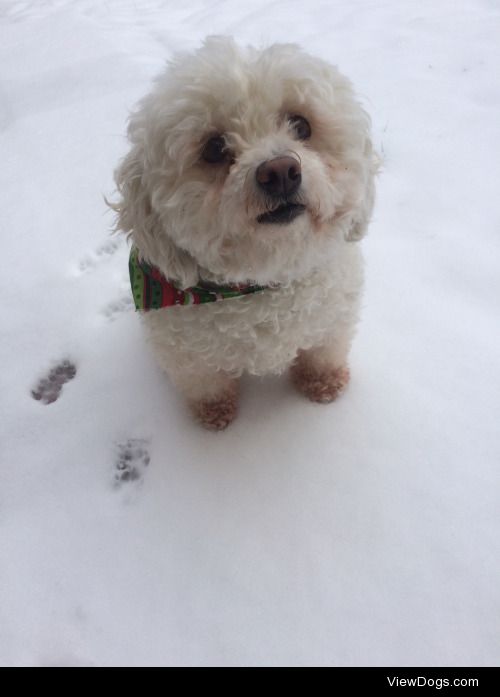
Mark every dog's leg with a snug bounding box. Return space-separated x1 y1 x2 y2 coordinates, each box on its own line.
290 333 352 404
189 374 240 431
170 364 240 431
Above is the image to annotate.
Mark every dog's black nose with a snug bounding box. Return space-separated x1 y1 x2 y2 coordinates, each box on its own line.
256 156 302 197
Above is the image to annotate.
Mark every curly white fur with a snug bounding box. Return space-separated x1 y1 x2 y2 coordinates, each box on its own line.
111 37 378 427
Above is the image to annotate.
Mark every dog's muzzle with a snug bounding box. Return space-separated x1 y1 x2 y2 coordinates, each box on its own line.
256 156 306 225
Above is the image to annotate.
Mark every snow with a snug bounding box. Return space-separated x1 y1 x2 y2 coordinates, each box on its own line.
1 0 499 667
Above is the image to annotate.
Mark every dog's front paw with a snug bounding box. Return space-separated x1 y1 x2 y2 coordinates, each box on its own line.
291 361 350 404
190 392 239 431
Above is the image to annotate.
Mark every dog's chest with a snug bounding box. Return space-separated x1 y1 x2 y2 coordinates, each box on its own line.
144 247 363 376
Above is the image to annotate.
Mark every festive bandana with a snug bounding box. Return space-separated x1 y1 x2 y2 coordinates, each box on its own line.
129 247 266 311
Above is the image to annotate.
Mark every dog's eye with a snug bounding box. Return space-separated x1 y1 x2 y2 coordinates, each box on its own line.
202 135 228 164
289 115 312 140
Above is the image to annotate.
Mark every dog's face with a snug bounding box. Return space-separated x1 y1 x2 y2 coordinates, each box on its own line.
114 37 377 286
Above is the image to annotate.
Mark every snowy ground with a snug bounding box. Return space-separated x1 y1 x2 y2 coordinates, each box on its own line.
1 0 499 667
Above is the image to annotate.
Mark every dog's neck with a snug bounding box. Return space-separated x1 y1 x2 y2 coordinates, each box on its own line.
129 247 268 311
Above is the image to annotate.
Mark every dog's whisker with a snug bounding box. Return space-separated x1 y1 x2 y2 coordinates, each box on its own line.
284 149 302 166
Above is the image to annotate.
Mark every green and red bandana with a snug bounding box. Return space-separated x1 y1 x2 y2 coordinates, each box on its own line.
129 247 266 311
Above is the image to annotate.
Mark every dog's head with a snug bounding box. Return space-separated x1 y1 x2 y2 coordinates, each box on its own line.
113 37 378 287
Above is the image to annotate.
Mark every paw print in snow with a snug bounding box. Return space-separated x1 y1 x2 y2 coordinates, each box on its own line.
78 238 121 273
32 360 77 404
114 439 150 485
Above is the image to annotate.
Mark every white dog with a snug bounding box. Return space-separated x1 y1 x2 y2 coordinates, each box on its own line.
112 37 378 430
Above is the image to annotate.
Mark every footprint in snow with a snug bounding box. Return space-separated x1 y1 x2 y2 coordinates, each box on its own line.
78 238 122 274
31 360 77 404
114 439 150 486
102 294 133 321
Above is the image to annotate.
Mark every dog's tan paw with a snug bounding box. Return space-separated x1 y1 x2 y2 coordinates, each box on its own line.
291 362 350 404
190 392 239 431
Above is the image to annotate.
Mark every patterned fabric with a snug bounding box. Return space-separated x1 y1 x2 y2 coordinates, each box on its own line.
129 247 266 311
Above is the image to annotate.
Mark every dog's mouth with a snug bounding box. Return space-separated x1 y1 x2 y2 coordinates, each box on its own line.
257 202 306 225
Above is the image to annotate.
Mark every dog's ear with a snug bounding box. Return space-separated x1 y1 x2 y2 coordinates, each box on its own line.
345 146 380 242
110 147 199 287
